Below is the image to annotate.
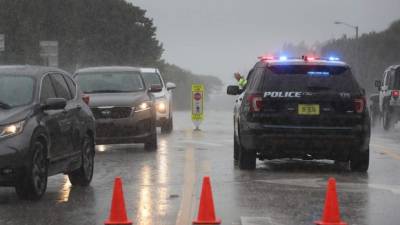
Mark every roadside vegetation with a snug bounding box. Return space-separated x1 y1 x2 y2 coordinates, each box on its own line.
0 0 222 109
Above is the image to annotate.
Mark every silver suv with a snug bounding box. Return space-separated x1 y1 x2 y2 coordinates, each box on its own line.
140 68 176 133
375 65 400 130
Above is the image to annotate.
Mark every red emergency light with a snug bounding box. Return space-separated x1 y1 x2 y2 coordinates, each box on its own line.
392 90 400 98
258 55 275 61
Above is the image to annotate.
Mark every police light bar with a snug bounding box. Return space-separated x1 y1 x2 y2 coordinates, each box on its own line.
328 56 340 61
258 55 275 61
258 55 290 61
279 56 288 61
302 55 316 61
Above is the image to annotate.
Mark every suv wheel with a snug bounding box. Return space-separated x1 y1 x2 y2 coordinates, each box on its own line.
234 133 239 161
145 120 158 150
68 134 94 186
383 107 394 131
350 148 369 172
238 144 256 170
161 116 173 134
15 140 48 200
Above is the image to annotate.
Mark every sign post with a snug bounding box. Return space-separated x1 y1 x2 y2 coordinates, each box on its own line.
191 84 204 131
0 34 4 64
39 41 58 67
0 34 4 52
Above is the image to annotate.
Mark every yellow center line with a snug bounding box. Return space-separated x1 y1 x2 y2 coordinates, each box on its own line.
175 147 196 225
371 143 400 161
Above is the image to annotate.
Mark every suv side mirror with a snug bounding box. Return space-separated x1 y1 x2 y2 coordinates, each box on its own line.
149 84 162 93
166 82 176 90
227 85 240 95
43 98 67 110
375 80 382 90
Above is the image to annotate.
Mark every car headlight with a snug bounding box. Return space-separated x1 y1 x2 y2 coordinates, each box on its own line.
156 101 167 113
134 101 152 112
0 121 25 138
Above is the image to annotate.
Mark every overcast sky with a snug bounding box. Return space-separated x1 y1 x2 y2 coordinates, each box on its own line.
131 0 400 82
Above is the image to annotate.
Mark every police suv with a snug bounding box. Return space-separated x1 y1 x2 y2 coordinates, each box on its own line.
227 56 370 171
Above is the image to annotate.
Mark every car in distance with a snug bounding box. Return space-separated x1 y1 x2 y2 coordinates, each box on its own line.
140 68 176 133
374 65 400 130
74 67 160 150
227 56 370 172
0 65 96 200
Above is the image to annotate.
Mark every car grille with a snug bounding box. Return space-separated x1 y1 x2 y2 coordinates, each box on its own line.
91 107 132 119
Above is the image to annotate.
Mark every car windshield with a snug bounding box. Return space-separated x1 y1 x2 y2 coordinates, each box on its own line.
76 72 144 93
0 75 34 108
142 72 163 87
261 65 360 92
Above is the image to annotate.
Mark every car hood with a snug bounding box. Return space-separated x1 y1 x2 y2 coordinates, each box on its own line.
0 105 32 125
87 92 148 108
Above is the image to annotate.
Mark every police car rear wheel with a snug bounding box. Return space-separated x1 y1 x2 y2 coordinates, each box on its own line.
238 146 256 170
350 148 369 172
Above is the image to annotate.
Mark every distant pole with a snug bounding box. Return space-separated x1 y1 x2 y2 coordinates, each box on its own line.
334 21 359 40
355 26 359 40
0 34 4 64
334 21 360 73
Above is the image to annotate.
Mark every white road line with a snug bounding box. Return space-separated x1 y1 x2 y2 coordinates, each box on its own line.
241 217 282 225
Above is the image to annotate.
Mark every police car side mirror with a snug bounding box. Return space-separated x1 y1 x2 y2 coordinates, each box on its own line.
227 85 240 95
374 80 382 90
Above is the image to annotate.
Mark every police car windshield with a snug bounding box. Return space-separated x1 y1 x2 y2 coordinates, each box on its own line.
260 65 360 92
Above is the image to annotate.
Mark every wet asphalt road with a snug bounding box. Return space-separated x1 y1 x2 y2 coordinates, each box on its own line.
1 110 400 225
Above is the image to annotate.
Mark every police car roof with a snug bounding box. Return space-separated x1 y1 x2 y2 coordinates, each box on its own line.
257 59 348 67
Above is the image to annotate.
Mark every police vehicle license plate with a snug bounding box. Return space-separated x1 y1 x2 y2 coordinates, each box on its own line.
298 104 320 115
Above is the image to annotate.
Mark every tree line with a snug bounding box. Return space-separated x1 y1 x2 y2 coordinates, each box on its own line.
282 19 400 95
320 19 400 94
0 0 222 109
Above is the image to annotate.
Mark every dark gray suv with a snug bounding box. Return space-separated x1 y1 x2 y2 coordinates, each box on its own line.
0 66 96 200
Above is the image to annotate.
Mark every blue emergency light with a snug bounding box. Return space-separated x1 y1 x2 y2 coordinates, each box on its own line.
279 56 288 61
328 56 340 61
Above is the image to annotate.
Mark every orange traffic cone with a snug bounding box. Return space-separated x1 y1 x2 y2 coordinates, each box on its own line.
193 176 221 224
104 177 133 225
314 177 347 225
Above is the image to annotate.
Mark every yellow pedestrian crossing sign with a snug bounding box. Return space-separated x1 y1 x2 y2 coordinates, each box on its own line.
192 84 204 129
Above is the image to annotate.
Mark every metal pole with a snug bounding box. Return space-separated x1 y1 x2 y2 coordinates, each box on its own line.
355 26 359 40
